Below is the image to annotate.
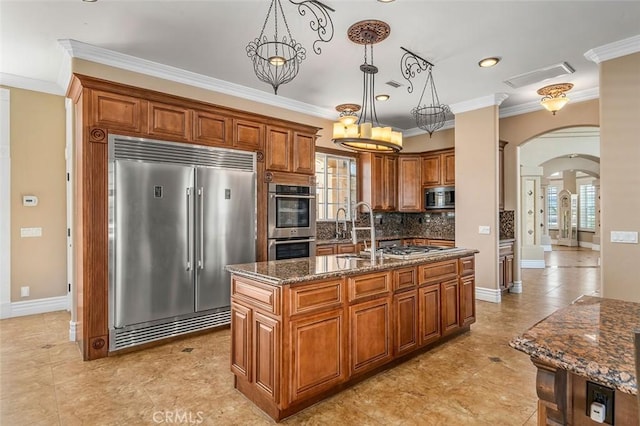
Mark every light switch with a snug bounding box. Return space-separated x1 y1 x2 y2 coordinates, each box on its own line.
20 227 42 238
610 231 638 244
478 226 491 235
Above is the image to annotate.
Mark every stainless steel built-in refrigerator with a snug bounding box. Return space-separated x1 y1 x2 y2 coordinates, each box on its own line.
108 135 256 351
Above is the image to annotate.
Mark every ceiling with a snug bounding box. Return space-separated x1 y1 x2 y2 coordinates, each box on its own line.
1 1 639 133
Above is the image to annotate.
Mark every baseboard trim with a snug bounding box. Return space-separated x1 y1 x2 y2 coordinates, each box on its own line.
521 259 546 269
591 244 601 251
511 281 523 294
0 302 11 319
542 245 552 252
579 241 593 249
475 287 501 303
69 320 77 341
7 295 69 318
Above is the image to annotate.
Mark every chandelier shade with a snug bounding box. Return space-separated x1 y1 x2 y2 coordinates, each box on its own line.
537 83 573 115
246 0 335 95
332 20 402 153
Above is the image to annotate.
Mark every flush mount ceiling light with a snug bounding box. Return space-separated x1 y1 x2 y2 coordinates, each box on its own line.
375 94 390 101
332 20 402 153
400 47 450 137
335 103 360 126
537 83 573 115
246 0 335 95
478 57 500 68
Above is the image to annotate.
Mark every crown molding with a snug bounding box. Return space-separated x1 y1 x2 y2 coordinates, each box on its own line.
584 34 640 64
499 87 599 118
450 93 509 115
0 73 65 96
402 119 455 138
58 39 337 120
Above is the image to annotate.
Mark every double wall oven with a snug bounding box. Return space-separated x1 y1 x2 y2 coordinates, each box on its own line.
267 183 316 260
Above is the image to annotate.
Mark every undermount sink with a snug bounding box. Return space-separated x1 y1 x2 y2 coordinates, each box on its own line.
335 254 365 260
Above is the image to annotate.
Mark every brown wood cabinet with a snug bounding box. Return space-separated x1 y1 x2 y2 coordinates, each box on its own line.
315 243 362 256
229 253 476 421
67 74 320 360
359 153 397 211
265 126 315 175
397 155 423 212
421 149 455 188
499 241 515 292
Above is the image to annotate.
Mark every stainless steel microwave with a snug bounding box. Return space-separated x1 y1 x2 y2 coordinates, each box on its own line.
424 186 455 210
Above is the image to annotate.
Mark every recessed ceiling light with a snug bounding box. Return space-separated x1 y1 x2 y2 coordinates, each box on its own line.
377 0 396 3
478 57 500 68
82 0 98 2
375 94 390 101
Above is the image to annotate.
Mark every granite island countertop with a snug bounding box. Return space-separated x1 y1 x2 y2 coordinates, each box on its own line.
225 248 478 286
316 235 455 245
510 295 639 395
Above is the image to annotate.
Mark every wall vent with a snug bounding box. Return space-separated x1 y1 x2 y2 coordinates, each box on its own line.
504 62 575 89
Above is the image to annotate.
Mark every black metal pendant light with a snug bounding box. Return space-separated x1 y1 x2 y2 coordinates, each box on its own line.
246 0 335 95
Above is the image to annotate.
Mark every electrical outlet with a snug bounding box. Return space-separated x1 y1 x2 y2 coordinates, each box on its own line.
20 227 42 238
478 226 491 235
20 286 29 297
610 231 638 244
586 381 614 424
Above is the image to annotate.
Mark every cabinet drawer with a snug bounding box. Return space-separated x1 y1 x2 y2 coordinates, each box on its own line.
393 267 417 292
348 272 391 302
499 242 514 256
316 245 336 256
418 260 458 285
232 276 280 315
336 244 357 254
289 279 344 316
459 256 475 276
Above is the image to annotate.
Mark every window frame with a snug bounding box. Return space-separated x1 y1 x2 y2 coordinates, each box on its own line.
546 185 560 230
578 182 596 232
315 148 358 221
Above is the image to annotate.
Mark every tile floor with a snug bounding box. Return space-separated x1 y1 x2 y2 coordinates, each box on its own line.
0 247 600 425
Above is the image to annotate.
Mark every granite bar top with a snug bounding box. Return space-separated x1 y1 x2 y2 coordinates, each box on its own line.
510 295 639 395
317 235 454 245
225 248 478 286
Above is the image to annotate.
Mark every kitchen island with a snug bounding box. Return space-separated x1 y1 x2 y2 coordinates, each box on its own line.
510 295 639 425
225 248 478 421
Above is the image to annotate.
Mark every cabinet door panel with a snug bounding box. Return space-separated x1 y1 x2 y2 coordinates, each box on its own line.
290 309 345 402
254 312 279 402
394 291 418 356
231 302 252 379
421 155 440 187
293 132 315 175
91 90 143 132
441 278 460 336
398 156 422 212
316 245 336 256
336 244 357 254
384 156 397 211
419 284 441 346
265 126 292 172
148 102 191 140
349 298 392 375
442 151 455 186
234 120 264 150
193 110 231 146
505 255 514 288
460 276 475 327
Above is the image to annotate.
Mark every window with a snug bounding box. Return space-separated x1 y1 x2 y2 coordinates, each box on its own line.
315 152 357 220
547 186 558 229
579 184 596 231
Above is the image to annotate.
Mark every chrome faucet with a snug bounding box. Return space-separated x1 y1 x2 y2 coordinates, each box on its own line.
335 207 348 239
351 201 376 262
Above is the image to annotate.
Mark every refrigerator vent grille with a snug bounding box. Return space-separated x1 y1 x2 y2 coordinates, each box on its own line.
110 308 231 351
113 138 254 172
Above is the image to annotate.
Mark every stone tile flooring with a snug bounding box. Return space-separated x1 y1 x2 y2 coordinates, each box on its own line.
0 247 600 425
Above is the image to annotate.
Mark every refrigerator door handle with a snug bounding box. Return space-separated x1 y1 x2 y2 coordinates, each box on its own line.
198 187 204 270
270 194 316 200
186 187 192 271
270 238 316 245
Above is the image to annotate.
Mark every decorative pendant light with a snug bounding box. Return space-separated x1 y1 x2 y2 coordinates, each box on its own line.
246 0 335 95
332 20 402 153
537 83 573 115
401 47 450 137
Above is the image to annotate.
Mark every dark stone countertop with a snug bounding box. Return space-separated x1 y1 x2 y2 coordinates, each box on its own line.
225 248 478 286
510 295 639 395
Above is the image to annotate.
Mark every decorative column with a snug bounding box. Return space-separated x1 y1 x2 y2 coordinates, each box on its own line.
0 89 10 319
592 179 601 251
540 178 552 252
520 166 545 268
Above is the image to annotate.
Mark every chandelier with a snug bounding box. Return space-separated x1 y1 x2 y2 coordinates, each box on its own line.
246 0 335 95
332 20 402 153
401 47 450 137
537 83 573 115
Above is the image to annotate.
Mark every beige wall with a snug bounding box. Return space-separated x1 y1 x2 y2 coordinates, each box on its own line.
455 106 500 291
7 87 67 301
600 52 640 303
403 128 454 153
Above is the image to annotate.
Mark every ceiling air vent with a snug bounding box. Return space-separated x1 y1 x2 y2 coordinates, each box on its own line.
385 80 403 88
504 62 575 89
